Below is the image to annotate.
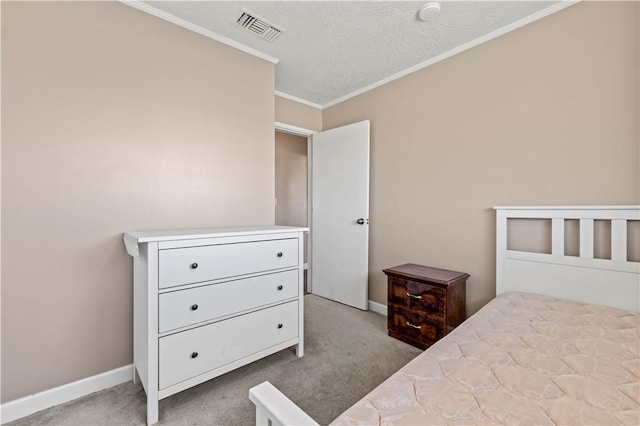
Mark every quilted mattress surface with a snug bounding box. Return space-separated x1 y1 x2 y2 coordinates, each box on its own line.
331 292 640 425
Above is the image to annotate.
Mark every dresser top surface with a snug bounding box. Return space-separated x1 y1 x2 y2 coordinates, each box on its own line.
125 225 308 243
383 263 469 285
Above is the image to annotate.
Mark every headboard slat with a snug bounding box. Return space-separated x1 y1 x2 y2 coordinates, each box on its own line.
611 219 627 262
551 218 565 256
579 218 594 259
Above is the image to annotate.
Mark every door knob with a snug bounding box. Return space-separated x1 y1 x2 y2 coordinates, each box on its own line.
356 218 365 225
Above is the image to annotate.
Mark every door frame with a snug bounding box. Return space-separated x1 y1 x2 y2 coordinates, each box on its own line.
275 122 316 292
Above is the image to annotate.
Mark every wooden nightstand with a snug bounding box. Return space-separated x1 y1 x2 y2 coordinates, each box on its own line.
384 263 469 349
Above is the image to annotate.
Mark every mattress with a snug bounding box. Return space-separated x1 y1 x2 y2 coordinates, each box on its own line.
331 292 640 425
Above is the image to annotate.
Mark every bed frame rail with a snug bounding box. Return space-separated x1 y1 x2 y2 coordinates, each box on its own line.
249 382 319 426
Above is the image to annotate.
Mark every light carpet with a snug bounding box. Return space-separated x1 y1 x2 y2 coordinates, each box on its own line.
8 295 421 425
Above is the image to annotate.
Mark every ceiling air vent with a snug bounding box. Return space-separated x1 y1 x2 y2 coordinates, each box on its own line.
236 11 283 42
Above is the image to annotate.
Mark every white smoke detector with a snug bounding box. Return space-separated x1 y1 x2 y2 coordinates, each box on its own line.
418 2 441 22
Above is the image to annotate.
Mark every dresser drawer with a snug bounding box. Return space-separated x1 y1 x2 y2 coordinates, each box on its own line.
159 301 298 390
158 238 298 289
388 306 442 349
159 270 298 333
388 277 445 316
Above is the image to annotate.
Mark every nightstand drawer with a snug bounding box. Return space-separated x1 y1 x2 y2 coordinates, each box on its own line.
388 277 445 315
158 238 298 289
388 306 442 349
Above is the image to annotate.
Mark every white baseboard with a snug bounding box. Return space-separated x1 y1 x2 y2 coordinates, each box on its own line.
368 300 388 316
0 364 133 425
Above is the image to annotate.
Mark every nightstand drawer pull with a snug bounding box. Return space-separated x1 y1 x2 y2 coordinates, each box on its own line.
406 292 422 300
406 321 422 330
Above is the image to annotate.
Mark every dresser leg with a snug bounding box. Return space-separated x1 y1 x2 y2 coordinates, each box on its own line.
147 398 159 425
295 342 304 357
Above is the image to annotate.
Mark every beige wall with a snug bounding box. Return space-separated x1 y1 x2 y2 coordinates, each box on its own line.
275 131 308 261
322 1 640 314
1 1 275 402
275 96 322 131
275 132 308 227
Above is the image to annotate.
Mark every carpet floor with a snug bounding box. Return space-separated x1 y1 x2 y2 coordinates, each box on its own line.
8 295 422 425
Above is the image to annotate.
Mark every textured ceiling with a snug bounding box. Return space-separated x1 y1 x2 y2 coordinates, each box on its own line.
141 1 566 108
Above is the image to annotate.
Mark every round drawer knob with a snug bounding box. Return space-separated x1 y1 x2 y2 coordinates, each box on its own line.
277 323 283 329
276 252 283 258
191 304 198 311
191 352 198 359
190 263 198 269
277 285 283 291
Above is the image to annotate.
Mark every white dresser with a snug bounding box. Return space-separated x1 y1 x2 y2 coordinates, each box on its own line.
123 226 307 425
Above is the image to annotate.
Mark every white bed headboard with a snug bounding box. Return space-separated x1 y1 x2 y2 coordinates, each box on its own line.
494 205 640 312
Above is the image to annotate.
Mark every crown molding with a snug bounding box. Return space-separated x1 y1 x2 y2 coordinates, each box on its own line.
120 1 279 65
322 0 580 109
121 0 579 111
275 91 323 110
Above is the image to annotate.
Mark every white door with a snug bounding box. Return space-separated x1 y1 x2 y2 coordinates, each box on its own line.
310 120 369 310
